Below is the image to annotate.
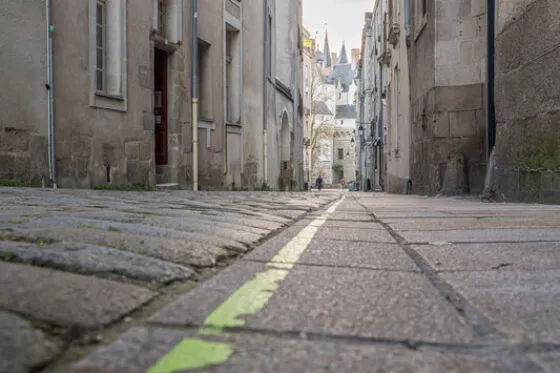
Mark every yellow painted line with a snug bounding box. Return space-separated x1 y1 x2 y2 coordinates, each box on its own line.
148 197 345 372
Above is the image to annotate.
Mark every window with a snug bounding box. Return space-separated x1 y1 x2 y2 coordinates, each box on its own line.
95 0 105 92
90 0 127 111
198 40 213 119
153 0 182 43
267 15 273 76
226 27 241 124
338 148 344 160
157 0 167 37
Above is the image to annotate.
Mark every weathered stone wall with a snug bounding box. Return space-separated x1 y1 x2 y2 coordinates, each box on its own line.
196 0 226 190
240 0 265 188
494 0 560 203
409 0 437 195
0 1 48 185
410 0 487 196
386 1 412 195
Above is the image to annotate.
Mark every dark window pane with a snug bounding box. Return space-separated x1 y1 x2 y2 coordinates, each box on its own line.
96 48 103 69
97 25 103 47
96 3 103 25
96 70 104 91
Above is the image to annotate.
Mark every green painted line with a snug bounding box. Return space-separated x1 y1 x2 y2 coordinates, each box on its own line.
147 197 345 373
147 338 233 373
203 268 290 329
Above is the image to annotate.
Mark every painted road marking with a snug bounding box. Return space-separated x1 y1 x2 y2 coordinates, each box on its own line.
148 196 345 373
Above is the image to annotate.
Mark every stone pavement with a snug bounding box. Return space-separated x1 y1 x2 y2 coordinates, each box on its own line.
3 190 560 372
0 187 338 373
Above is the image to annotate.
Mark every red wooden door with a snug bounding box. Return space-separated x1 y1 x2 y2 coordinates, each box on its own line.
154 48 168 166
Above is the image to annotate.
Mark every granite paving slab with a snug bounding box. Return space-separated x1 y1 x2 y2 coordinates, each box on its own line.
2 227 232 268
20 217 251 251
400 228 560 244
530 352 560 373
0 262 156 328
442 269 560 343
388 217 560 231
246 266 475 344
415 242 560 272
0 241 194 283
69 328 510 373
0 311 61 373
313 226 397 243
297 241 419 271
149 261 267 326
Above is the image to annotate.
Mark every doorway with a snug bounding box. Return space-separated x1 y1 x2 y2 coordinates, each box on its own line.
154 48 168 168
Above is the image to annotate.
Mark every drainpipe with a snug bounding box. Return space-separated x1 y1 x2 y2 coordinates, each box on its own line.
487 0 496 154
46 0 56 189
262 0 269 185
192 0 199 191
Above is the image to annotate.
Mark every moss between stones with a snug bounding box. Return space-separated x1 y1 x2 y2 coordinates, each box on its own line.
92 184 157 192
0 250 15 261
522 131 560 171
0 179 33 187
29 319 65 337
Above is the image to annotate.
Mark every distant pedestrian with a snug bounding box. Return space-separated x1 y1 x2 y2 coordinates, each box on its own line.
315 175 323 191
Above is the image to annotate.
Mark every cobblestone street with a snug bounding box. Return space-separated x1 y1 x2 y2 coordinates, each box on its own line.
2 189 560 372
0 188 338 373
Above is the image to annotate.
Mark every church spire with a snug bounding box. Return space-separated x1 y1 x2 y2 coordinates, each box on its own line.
323 27 332 68
338 41 348 64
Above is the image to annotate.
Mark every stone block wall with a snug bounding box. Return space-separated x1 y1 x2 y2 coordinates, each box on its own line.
493 0 560 203
0 0 49 185
409 0 488 196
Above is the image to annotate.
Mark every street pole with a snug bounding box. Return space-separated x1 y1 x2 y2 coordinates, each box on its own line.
192 0 199 191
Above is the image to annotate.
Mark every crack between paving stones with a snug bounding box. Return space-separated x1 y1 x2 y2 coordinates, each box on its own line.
312 238 399 244
142 322 516 357
350 195 550 373
410 240 560 245
241 258 420 273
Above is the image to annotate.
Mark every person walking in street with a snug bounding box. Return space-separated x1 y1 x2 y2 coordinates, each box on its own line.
315 175 324 192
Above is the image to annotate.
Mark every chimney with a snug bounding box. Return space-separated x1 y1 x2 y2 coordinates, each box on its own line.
331 53 337 64
351 49 360 65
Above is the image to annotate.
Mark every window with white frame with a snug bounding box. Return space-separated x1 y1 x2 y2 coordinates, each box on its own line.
95 0 106 92
158 0 167 37
226 26 241 124
267 14 273 77
153 0 183 44
90 0 127 110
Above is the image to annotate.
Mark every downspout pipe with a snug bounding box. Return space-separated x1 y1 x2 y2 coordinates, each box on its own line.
46 0 56 189
262 0 269 186
192 0 199 191
487 0 496 154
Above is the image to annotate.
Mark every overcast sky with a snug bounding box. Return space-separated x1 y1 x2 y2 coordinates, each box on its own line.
303 0 373 55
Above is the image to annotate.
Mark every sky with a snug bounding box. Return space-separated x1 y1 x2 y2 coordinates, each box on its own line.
303 0 373 56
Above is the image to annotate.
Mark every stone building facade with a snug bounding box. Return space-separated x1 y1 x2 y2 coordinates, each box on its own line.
332 126 357 185
357 1 388 192
491 0 560 203
385 0 412 193
409 0 488 196
0 0 303 191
